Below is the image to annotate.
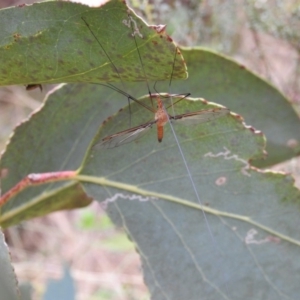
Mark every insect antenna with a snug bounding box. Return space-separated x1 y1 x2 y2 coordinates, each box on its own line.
82 16 155 116
169 45 178 89
146 40 190 117
126 14 155 108
81 17 122 85
167 46 183 116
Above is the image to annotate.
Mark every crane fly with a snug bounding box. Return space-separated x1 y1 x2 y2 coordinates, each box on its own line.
82 15 229 149
95 94 229 149
83 11 231 292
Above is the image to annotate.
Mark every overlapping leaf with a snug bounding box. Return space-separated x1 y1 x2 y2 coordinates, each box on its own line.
171 49 300 167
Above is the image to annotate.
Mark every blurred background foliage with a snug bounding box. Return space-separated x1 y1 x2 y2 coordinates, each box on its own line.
1 0 300 299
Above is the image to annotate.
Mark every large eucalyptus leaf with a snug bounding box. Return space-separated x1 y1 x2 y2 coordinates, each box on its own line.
78 96 300 299
0 0 186 85
1 82 300 298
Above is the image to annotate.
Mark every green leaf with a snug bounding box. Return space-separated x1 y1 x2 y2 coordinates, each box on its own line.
78 96 300 299
0 0 186 86
1 81 300 298
0 84 114 227
0 231 20 300
172 48 300 167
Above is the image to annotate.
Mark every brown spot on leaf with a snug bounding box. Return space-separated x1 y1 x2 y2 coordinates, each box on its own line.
26 84 42 92
84 37 94 44
13 33 21 42
215 176 227 186
232 113 243 121
150 24 166 34
287 139 298 149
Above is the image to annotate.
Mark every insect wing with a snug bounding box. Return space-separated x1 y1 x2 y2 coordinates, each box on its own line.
171 107 229 125
94 121 155 149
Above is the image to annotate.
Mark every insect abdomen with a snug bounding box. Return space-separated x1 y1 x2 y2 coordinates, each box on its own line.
157 124 164 142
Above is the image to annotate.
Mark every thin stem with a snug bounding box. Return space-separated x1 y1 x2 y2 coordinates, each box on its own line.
0 171 77 207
